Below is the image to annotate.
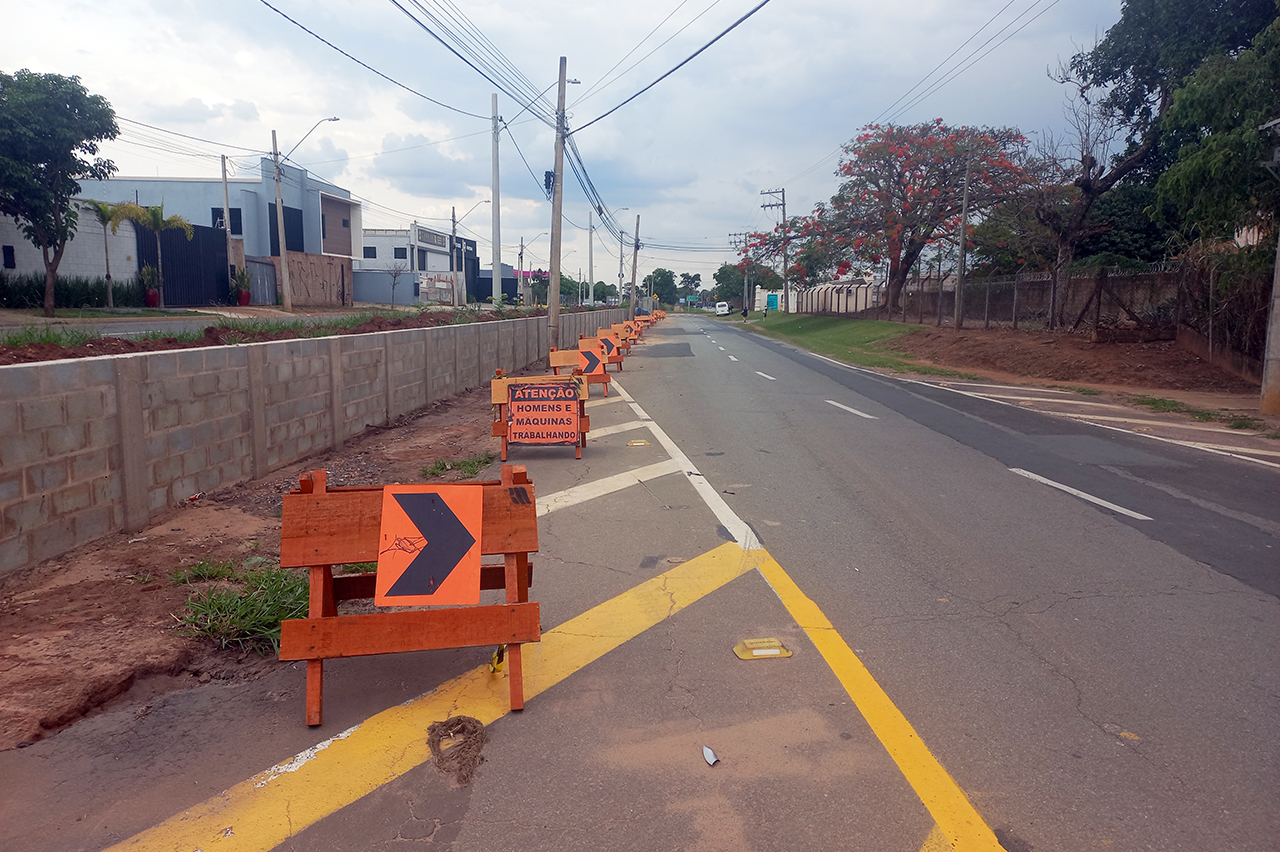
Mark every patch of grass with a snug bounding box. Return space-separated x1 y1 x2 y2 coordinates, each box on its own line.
1060 385 1103 396
171 558 238 584
751 315 922 370
1130 395 1266 430
1263 431 1280 440
173 560 308 654
0 325 99 347
336 561 376 575
421 452 497 479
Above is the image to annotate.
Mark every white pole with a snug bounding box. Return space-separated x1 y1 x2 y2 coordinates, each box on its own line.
491 93 502 306
272 131 293 312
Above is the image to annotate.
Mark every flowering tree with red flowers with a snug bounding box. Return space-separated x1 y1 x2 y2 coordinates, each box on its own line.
749 120 1029 311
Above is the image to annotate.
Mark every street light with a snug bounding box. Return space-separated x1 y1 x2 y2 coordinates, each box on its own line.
451 199 490 305
273 117 339 312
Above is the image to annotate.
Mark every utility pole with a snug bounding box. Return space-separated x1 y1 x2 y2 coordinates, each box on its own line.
1259 118 1280 414
518 237 525 306
760 189 787 312
953 153 973 329
729 232 750 311
547 57 568 351
618 227 626 305
451 206 459 306
220 155 234 288
272 130 293 312
629 214 641 320
587 209 594 307
491 93 502 306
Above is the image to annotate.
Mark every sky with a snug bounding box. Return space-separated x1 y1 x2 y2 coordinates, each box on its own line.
3 0 1124 290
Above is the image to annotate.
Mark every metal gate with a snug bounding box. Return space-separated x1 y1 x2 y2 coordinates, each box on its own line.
245 256 277 306
135 223 230 307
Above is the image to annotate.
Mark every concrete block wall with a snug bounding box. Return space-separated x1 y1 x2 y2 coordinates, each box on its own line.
0 309 626 575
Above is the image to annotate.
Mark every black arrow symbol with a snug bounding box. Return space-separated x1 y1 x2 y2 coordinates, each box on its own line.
580 348 602 374
385 493 476 597
600 338 616 356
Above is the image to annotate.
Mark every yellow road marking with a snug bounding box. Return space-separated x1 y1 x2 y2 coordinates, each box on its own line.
107 542 760 852
755 553 1003 852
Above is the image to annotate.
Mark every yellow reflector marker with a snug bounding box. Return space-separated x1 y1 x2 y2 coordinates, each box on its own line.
732 637 792 660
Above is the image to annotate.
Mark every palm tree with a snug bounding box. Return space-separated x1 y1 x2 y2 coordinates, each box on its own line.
111 202 193 308
81 199 117 308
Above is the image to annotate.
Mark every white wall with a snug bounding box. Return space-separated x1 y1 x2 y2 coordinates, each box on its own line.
0 210 138 281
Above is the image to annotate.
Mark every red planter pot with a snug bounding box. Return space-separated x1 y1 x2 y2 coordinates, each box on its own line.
144 288 159 308
237 289 251 306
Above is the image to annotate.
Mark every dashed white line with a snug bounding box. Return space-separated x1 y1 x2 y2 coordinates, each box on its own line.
718 346 725 351
825 399 878 420
756 371 777 381
588 421 647 439
1009 468 1152 520
537 458 684 516
728 355 739 362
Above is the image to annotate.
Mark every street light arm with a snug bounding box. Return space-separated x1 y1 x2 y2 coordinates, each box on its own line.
284 117 340 163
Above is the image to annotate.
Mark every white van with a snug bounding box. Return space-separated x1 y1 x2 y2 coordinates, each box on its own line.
714 301 730 316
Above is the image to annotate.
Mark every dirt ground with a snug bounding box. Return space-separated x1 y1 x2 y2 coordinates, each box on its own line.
0 324 1268 751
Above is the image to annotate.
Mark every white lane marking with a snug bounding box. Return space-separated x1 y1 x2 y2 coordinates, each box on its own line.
718 346 725 351
254 724 360 788
826 399 878 420
728 355 739 362
614 380 761 549
939 382 1075 394
1009 468 1152 521
537 458 684 517
756 371 777 381
974 394 1129 409
588 421 647 439
585 395 626 408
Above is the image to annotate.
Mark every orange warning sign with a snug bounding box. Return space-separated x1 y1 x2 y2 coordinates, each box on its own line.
375 485 483 607
578 339 606 374
506 381 581 446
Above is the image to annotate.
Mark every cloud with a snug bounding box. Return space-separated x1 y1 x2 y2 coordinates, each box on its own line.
292 137 350 180
229 100 259 121
365 132 482 198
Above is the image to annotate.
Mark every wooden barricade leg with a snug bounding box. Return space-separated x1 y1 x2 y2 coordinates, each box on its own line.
501 465 529 710
305 565 336 726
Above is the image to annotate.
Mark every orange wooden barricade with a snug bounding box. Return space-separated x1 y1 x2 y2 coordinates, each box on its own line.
278 466 540 726
490 374 589 460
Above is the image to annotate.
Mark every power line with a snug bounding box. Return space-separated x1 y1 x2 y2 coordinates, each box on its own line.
257 0 488 120
117 117 267 154
570 0 775 136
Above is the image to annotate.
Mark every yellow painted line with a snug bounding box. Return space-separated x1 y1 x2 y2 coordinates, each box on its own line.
755 553 1002 852
107 542 761 852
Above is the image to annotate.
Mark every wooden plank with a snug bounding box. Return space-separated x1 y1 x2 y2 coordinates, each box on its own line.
330 564 532 601
281 477 539 567
278 603 541 660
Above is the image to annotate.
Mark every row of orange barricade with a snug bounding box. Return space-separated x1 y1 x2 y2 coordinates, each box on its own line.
491 312 665 460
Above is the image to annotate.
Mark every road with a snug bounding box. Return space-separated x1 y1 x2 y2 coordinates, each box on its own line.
2 314 1276 852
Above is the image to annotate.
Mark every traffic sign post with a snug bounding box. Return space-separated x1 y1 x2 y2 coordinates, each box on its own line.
278 466 541 726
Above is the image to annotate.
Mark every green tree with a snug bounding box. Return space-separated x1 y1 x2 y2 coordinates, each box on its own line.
1156 15 1280 240
0 70 118 317
110 202 194 308
712 261 780 307
80 199 119 307
642 267 677 305
593 280 618 303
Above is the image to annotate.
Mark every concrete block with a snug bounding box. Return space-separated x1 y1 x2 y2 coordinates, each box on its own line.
152 455 182 485
0 534 30 576
147 486 169 512
144 352 178 381
217 370 242 393
0 366 40 401
3 497 47 537
195 468 223 494
191 372 218 397
20 397 66 430
0 400 17 434
52 482 93 515
178 350 205 376
167 427 195 454
41 361 86 395
92 474 122 505
87 415 119 450
70 449 110 482
0 432 45 470
203 349 228 372
28 516 74 563
44 423 88 457
25 460 69 494
164 376 194 404
150 403 180 431
205 393 230 419
181 447 209 477
86 359 115 386
180 400 206 425
73 505 114 543
0 469 21 502
66 390 105 422
172 475 198 503
193 420 217 447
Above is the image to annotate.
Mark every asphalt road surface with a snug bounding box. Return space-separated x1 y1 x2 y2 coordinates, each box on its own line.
2 314 1276 852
